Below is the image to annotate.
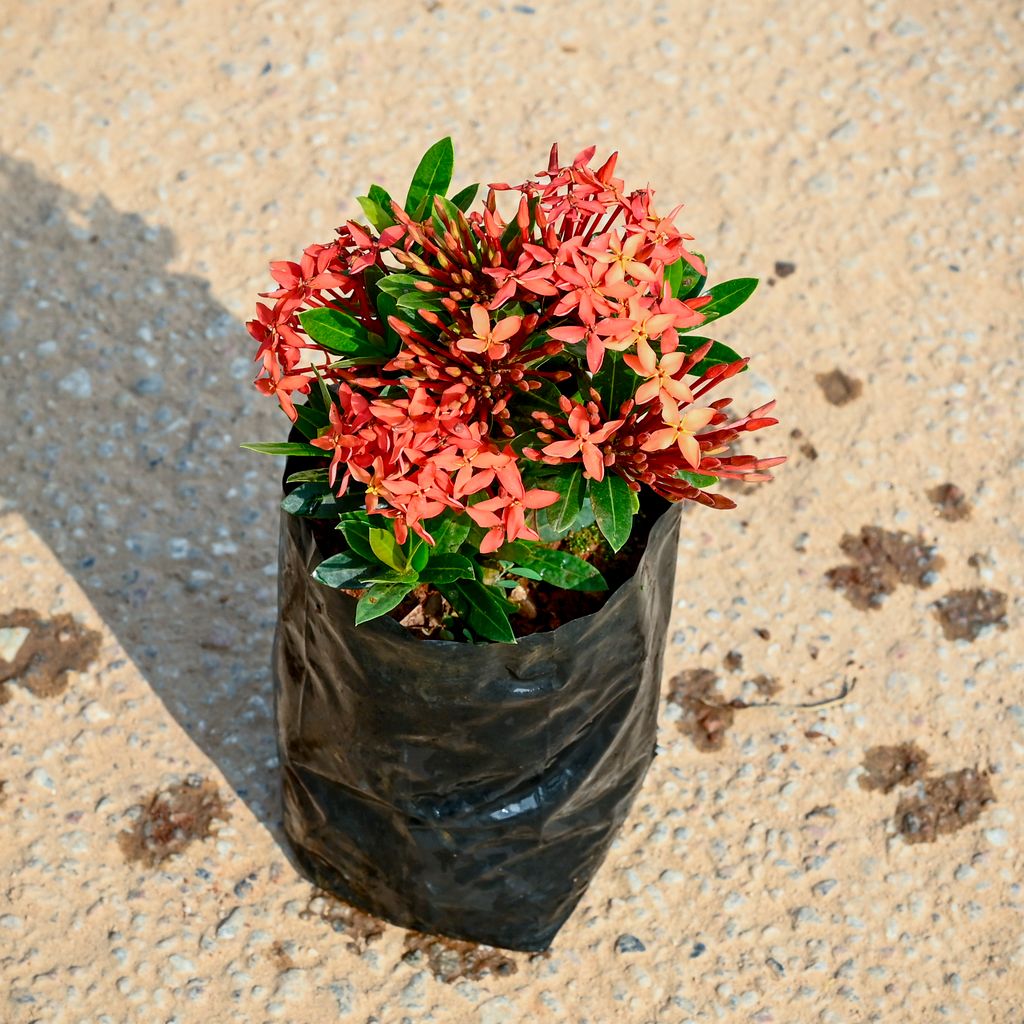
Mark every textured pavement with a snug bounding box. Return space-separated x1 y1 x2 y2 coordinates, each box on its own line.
1 2 1022 1021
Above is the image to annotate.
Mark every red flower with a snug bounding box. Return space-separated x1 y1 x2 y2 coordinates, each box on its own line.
623 338 694 406
641 399 717 469
253 372 309 422
466 487 560 553
540 399 624 482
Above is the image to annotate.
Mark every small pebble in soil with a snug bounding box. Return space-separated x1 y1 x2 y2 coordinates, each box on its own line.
614 934 646 954
774 260 796 278
690 942 707 958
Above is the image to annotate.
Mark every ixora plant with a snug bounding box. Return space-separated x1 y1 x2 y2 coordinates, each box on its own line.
247 140 782 952
245 139 781 642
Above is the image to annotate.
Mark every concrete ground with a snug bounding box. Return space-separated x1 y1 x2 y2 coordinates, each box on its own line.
1 1 1022 1021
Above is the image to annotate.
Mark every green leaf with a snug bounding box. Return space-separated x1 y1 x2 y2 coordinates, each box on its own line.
677 336 745 376
355 582 415 625
293 402 328 440
313 551 372 589
373 289 403 355
367 184 396 225
496 541 607 592
357 196 393 234
357 567 416 585
405 137 455 220
418 553 476 584
377 273 433 296
440 580 516 643
430 514 472 554
369 527 406 571
281 482 329 516
681 277 757 332
665 252 706 300
395 290 448 312
338 512 376 563
540 471 585 536
309 364 332 412
240 441 322 457
663 258 685 299
285 468 330 484
431 193 465 235
676 469 719 489
450 183 479 211
407 537 430 574
588 474 635 552
591 350 636 416
515 377 566 417
299 306 376 356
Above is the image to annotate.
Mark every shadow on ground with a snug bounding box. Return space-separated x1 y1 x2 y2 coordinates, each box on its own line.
0 153 292 844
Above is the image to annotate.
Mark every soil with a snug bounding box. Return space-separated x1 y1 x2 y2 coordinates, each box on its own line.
510 496 664 637
723 650 743 672
666 668 736 752
300 889 386 953
825 526 943 610
893 769 996 844
859 743 930 794
0 608 101 701
931 587 1008 641
789 427 818 460
402 932 519 982
118 778 230 867
750 673 781 697
815 368 863 406
925 482 972 522
292 472 666 641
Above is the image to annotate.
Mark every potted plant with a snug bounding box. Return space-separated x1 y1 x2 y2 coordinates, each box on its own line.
245 139 783 952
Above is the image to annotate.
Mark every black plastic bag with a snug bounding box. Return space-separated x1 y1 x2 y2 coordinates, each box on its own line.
272 495 682 952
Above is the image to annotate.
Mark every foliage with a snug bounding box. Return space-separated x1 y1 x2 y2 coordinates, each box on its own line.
244 140 784 641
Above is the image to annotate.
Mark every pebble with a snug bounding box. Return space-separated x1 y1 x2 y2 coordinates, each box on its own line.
614 934 646 953
0 625 30 662
215 906 246 939
399 972 426 1010
27 767 56 791
58 367 93 398
983 828 1008 847
80 701 112 723
133 376 164 395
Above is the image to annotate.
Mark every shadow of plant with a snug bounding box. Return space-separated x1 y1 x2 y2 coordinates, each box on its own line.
0 153 289 840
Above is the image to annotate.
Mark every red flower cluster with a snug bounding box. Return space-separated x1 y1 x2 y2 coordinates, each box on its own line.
247 142 782 551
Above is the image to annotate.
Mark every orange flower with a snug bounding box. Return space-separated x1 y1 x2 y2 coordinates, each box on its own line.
455 304 522 359
623 338 694 406
641 399 716 469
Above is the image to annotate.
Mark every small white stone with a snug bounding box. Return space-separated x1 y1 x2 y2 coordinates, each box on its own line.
983 828 1008 847
168 954 195 974
27 767 55 791
58 367 93 398
215 906 246 940
80 701 112 723
0 626 30 663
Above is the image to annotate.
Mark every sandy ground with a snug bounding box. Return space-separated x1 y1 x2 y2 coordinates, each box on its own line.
1 1 1022 1021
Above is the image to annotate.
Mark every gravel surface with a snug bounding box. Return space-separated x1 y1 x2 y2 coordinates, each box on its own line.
1 1 1022 1021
